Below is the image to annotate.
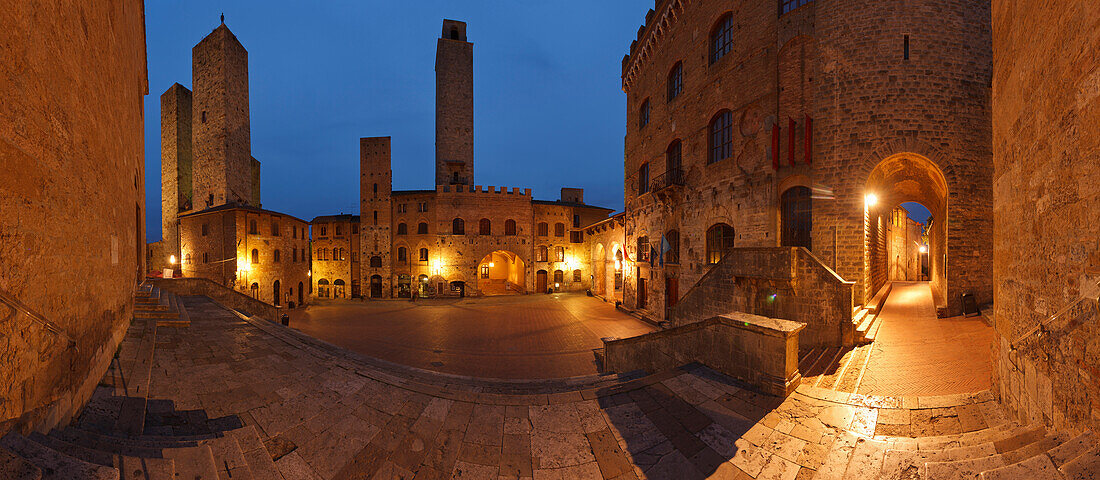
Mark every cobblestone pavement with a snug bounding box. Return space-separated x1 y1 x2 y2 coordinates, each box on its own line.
857 282 994 397
133 296 1073 480
285 293 654 379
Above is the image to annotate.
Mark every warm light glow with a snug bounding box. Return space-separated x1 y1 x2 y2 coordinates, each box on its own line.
169 255 177 264
865 193 878 207
919 245 928 254
489 262 495 267
615 260 622 271
555 283 560 288
307 270 312 277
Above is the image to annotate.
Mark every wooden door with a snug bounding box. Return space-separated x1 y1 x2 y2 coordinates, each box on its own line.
536 270 547 293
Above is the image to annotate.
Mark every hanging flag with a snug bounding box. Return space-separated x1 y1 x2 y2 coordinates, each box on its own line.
659 235 671 267
788 117 797 167
771 123 780 170
804 114 813 165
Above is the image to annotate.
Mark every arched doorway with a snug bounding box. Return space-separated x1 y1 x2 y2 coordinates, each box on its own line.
397 275 411 298
612 246 624 301
370 275 383 298
273 280 281 306
333 279 346 298
536 270 548 294
781 186 812 250
298 281 304 306
317 279 329 298
864 153 948 308
450 281 466 298
417 274 429 296
476 251 527 295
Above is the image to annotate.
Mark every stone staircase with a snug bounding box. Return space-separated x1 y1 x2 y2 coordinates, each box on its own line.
0 286 275 479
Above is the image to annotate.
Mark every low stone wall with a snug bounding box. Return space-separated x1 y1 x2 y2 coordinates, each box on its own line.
603 312 805 397
151 277 280 323
668 247 855 349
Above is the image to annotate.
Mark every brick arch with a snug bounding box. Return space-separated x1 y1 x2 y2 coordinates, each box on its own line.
859 138 953 185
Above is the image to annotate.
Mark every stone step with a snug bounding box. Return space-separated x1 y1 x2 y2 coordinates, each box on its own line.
134 303 170 311
155 320 190 328
0 446 42 480
114 397 146 436
161 445 219 480
921 430 1065 479
114 455 174 480
133 310 178 319
913 422 1038 451
52 427 203 452
224 426 279 480
1058 443 1100 479
882 442 999 479
0 433 119 480
1045 431 1096 469
196 434 252 479
979 452 1061 480
28 432 115 466
49 429 164 459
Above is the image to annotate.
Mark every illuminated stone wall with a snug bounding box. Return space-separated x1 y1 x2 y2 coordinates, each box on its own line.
0 0 147 433
991 0 1100 432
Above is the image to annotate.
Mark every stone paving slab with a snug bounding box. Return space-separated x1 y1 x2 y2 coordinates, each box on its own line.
128 296 1069 479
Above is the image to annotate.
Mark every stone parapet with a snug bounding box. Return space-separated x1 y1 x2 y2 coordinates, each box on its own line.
603 311 805 397
151 277 279 323
434 185 531 197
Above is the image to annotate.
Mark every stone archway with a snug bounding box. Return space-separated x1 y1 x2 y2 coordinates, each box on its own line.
864 153 948 309
592 243 606 296
476 250 527 295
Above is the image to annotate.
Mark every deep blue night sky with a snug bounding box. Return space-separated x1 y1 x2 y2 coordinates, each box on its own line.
144 1 648 242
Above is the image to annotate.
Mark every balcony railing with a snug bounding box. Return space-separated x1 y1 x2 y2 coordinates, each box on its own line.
651 168 685 193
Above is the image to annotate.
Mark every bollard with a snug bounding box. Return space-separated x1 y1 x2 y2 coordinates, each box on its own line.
280 313 289 326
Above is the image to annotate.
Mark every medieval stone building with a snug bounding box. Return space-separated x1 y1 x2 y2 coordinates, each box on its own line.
156 21 309 306
607 0 992 321
312 21 614 299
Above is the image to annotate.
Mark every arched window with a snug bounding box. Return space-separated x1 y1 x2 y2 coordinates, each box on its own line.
418 222 428 234
708 110 733 164
665 230 680 265
250 282 259 297
271 222 280 236
249 220 258 234
667 62 683 101
273 249 281 263
554 223 565 237
370 255 383 268
553 270 564 284
419 248 429 262
637 236 650 262
479 218 491 235
638 162 650 196
667 140 682 174
555 246 565 262
184 253 192 264
639 98 650 129
452 218 465 235
397 247 407 264
450 28 459 40
505 219 516 235
251 249 259 264
397 223 407 235
537 222 548 236
706 223 736 265
573 269 582 282
710 14 734 64
536 246 548 262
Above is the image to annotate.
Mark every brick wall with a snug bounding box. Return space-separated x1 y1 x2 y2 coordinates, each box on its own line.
617 0 992 319
991 0 1100 433
0 0 147 433
361 138 393 297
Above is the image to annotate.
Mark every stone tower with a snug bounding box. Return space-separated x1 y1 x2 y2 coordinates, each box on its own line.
191 21 253 209
435 19 473 186
160 83 193 259
361 137 393 298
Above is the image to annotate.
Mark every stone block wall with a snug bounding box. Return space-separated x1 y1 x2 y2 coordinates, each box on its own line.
0 0 147 434
668 247 855 349
604 312 806 397
160 83 193 262
151 278 280 323
192 23 252 208
311 215 359 298
991 0 1100 433
361 137 393 298
435 20 474 186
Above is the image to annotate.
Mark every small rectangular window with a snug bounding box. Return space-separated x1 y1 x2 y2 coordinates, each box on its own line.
904 35 910 60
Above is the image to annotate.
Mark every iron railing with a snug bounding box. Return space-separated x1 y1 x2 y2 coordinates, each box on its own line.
651 168 685 193
0 286 78 352
1011 276 1099 349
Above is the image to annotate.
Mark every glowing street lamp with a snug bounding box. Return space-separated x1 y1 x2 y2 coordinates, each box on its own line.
919 245 928 254
865 193 878 207
169 255 177 265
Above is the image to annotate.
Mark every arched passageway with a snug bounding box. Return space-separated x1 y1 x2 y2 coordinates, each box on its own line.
476 251 527 295
864 153 947 309
592 243 606 296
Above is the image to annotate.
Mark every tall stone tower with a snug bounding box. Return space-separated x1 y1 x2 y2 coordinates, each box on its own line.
361 137 393 297
435 19 473 186
192 21 253 209
160 83 193 259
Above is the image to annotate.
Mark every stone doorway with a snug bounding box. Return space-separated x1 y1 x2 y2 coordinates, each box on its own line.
370 275 382 298
536 270 547 293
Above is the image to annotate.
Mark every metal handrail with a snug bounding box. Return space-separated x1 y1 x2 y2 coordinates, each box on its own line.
1011 276 1100 349
0 286 78 352
651 168 685 192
